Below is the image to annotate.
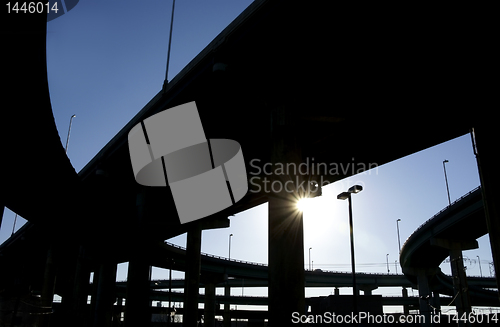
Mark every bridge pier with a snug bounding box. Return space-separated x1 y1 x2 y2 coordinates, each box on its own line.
0 204 4 233
60 245 91 327
92 262 118 327
402 288 410 315
223 283 231 327
184 224 202 327
267 106 307 327
40 246 57 327
268 188 306 326
431 238 477 327
114 298 123 327
416 271 432 327
402 268 437 327
473 124 500 300
124 251 151 326
124 190 153 326
359 284 377 296
204 282 216 327
431 291 441 314
201 272 224 327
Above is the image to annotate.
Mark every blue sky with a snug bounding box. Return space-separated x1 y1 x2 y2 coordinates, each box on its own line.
0 0 493 312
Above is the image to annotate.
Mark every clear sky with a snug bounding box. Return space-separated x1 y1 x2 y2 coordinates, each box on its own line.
0 0 493 312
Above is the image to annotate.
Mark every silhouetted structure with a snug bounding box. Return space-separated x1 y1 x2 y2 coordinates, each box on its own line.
1 1 498 326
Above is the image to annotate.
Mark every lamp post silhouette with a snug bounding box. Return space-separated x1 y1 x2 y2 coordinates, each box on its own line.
309 247 312 271
443 160 451 205
65 114 76 154
386 254 390 273
338 185 363 316
229 233 233 260
477 255 483 277
397 219 402 254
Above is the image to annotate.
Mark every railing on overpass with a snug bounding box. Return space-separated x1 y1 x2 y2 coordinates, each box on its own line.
165 241 267 267
401 186 481 251
165 241 406 276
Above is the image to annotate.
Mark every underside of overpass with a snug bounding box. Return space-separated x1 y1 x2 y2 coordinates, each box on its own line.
1 1 498 326
400 187 499 325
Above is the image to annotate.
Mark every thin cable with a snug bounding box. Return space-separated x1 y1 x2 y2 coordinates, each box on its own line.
164 0 176 85
11 214 17 236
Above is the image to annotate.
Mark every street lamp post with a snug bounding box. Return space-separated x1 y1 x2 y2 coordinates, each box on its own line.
386 254 390 273
309 247 312 271
11 214 18 236
443 160 451 206
65 114 76 154
397 219 402 254
229 234 233 261
477 255 483 277
337 185 363 316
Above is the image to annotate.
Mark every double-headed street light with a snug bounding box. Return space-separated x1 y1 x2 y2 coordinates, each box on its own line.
337 184 363 315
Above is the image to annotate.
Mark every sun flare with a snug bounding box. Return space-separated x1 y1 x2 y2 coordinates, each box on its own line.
296 197 312 212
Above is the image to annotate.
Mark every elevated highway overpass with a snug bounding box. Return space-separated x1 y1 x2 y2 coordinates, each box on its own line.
401 187 499 325
2 0 499 326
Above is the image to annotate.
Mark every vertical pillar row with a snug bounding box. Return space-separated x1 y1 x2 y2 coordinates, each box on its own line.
473 124 500 300
92 262 118 327
184 225 202 327
268 105 306 327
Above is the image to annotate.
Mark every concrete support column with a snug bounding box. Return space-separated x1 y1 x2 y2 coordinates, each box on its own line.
124 255 151 327
359 285 377 296
93 262 118 327
416 271 432 327
201 272 225 327
90 268 100 323
267 105 307 326
63 245 91 327
114 298 123 327
473 124 500 300
40 246 57 327
204 282 216 327
449 248 472 327
431 237 476 326
431 291 441 315
223 283 231 327
268 194 305 326
402 288 410 315
0 204 4 232
184 225 202 327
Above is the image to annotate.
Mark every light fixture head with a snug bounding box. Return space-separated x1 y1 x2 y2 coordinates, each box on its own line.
348 185 363 194
337 192 350 200
443 159 449 163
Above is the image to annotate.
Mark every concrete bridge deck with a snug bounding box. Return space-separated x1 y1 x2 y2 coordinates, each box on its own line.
2 0 499 326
